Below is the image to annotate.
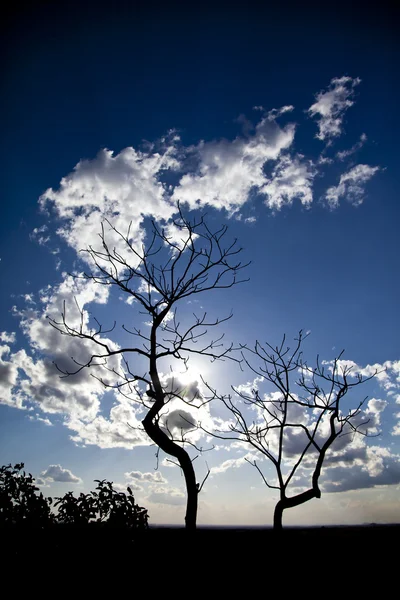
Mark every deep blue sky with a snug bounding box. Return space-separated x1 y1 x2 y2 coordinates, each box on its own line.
1 2 399 332
0 2 399 526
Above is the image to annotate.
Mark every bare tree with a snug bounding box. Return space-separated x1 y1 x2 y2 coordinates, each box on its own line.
203 331 378 530
48 206 249 530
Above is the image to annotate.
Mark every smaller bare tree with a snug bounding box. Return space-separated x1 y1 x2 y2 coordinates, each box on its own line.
48 205 249 529
203 331 378 530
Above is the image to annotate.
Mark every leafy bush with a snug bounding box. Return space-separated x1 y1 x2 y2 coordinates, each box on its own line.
0 463 53 526
53 490 96 525
55 479 149 529
0 463 149 531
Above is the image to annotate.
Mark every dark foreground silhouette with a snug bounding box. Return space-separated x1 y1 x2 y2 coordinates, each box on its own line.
2 463 398 581
3 523 399 567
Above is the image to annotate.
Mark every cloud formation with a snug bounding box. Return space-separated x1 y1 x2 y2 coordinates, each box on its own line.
324 164 380 208
31 74 379 274
147 486 186 506
2 75 387 464
0 332 16 344
7 275 112 419
125 470 167 484
41 464 82 484
308 76 361 143
261 154 316 209
210 452 258 475
173 114 296 213
40 140 180 260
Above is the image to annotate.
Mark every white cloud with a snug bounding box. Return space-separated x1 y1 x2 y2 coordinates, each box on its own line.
266 105 294 121
324 164 380 208
308 76 361 143
66 400 149 449
41 464 82 484
321 448 400 493
233 376 264 398
0 274 156 449
146 486 186 505
3 276 217 451
210 452 258 475
172 113 296 213
2 82 386 463
318 155 334 165
161 457 177 468
8 275 113 420
261 154 316 210
150 371 215 446
125 470 167 484
322 357 400 438
34 477 48 487
39 141 180 260
30 224 50 246
290 431 400 494
113 481 144 493
326 358 396 389
0 332 16 344
28 414 53 426
0 345 21 408
336 133 367 161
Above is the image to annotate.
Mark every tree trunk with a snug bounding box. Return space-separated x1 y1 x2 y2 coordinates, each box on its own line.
180 452 198 530
273 500 284 531
273 487 320 530
142 414 198 530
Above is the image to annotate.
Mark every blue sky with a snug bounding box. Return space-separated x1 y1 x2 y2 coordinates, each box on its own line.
1 3 399 526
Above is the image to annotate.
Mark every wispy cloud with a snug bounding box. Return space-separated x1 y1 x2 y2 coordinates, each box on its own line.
210 452 258 475
125 470 167 484
28 414 53 426
308 76 361 143
324 163 380 208
146 486 186 506
336 133 367 161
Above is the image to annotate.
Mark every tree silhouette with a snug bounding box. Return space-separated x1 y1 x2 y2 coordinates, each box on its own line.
48 206 248 529
203 331 378 530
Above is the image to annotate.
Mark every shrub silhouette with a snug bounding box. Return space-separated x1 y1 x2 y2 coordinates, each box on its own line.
0 463 149 531
55 479 149 529
54 490 96 525
0 463 53 527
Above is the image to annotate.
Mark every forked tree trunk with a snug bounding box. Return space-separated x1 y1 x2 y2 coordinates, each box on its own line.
273 487 321 531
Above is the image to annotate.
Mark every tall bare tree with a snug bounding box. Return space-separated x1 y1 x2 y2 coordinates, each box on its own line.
203 331 377 530
48 206 248 529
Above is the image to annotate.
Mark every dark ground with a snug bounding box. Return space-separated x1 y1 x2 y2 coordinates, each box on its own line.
2 523 398 573
1 527 396 594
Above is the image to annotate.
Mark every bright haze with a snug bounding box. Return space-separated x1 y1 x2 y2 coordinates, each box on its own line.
0 4 399 526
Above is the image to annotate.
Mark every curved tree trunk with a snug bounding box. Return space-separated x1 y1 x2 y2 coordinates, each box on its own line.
273 487 321 531
142 415 198 529
143 316 201 529
179 451 198 530
273 500 284 531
